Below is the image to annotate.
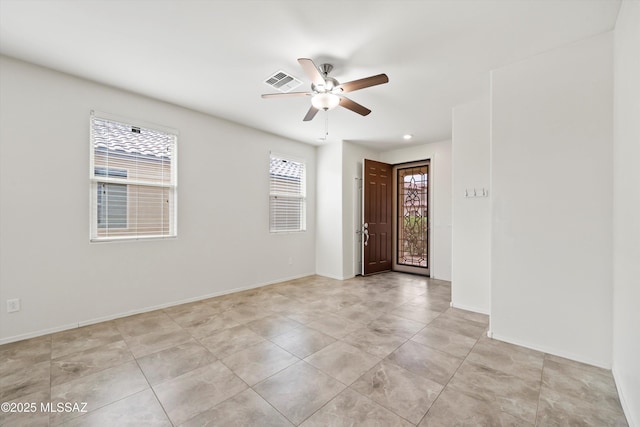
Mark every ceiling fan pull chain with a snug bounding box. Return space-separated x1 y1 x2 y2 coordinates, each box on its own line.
325 110 329 139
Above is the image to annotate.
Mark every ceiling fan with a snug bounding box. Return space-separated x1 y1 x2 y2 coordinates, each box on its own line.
262 58 389 122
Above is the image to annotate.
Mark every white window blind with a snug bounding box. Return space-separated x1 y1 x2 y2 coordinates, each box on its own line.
90 112 177 241
269 154 306 232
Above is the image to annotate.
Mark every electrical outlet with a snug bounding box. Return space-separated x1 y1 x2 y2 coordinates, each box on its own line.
288 257 293 265
7 298 20 313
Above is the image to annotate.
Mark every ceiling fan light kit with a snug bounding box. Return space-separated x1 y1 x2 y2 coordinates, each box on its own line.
311 92 340 110
262 58 389 122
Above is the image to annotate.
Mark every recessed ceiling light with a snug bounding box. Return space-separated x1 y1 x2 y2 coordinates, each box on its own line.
403 134 413 140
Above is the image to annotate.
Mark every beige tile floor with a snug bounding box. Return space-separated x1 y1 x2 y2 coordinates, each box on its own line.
0 272 628 426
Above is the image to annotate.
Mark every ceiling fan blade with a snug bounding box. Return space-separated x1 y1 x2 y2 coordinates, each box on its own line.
298 58 325 86
339 97 371 116
337 74 389 93
303 105 319 121
261 92 311 98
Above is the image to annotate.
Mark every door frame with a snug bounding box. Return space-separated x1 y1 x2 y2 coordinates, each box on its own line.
392 160 431 276
354 175 363 276
356 158 432 276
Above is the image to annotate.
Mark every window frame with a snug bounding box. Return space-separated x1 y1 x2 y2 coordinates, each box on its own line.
89 111 178 242
269 153 307 233
95 167 129 230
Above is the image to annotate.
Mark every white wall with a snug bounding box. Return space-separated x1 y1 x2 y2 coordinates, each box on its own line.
0 56 317 343
451 99 491 313
315 141 344 279
490 33 613 367
612 1 640 424
380 141 452 281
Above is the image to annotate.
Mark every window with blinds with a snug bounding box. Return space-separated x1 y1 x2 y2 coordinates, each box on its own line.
269 154 306 232
90 112 177 241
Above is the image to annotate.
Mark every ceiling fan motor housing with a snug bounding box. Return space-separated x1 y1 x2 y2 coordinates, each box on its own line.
312 76 340 94
319 63 333 75
312 64 340 94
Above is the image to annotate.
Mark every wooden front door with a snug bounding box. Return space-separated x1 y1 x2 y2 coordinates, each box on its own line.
363 159 393 275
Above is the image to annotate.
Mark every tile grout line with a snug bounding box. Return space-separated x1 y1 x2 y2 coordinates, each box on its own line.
414 326 483 426
149 312 270 426
533 353 549 427
213 333 302 425
132 353 176 427
48 335 52 427
248 385 297 427
345 366 422 426
306 298 460 426
48 331 138 426
251 359 328 427
257 314 402 425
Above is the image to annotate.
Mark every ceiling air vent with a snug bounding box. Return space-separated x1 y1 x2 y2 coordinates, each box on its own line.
264 70 303 93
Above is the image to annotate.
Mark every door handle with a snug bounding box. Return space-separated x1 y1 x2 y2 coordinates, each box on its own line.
363 223 369 246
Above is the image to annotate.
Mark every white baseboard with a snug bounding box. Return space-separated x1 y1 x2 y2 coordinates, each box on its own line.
0 322 83 345
316 273 348 281
0 272 315 345
612 366 637 427
490 332 611 369
450 301 490 315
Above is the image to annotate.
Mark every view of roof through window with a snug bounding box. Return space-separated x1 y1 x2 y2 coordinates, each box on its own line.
92 117 172 159
269 157 303 179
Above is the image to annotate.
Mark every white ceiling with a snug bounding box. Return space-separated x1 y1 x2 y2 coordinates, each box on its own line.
0 0 621 150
